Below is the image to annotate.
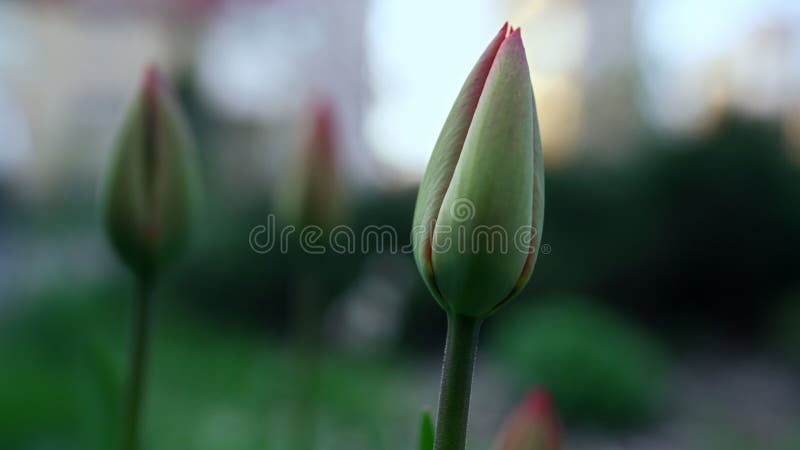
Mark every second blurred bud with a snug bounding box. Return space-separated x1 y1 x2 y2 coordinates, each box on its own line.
275 100 347 229
493 389 562 450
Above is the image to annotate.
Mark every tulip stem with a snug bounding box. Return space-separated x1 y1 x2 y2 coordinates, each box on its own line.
434 312 482 450
121 278 153 450
290 262 323 450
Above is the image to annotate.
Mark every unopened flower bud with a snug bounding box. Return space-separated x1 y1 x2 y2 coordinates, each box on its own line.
276 100 346 228
413 23 545 317
102 65 198 281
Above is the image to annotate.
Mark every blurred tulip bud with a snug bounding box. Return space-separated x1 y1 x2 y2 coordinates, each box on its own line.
493 389 561 450
412 23 545 317
102 65 199 281
276 100 346 228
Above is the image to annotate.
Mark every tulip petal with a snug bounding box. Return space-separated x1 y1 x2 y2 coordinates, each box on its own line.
492 66 545 313
412 22 510 307
432 29 535 317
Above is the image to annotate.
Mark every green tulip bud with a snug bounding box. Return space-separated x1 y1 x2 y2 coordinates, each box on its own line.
276 100 346 229
102 65 198 281
412 23 544 318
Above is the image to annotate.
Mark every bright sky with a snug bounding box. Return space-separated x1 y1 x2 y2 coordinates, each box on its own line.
365 0 800 177
365 0 500 180
637 0 800 131
638 0 800 68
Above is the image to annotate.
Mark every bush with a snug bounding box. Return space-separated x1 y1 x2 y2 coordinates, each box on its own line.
488 294 668 428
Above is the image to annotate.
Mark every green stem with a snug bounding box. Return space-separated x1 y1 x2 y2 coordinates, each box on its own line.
433 313 482 450
121 278 153 450
290 264 322 450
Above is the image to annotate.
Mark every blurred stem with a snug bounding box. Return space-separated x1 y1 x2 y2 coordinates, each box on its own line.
291 262 322 450
121 278 153 450
434 313 482 450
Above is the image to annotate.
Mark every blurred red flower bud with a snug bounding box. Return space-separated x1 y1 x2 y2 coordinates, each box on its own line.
102 65 199 281
493 388 561 450
276 99 346 228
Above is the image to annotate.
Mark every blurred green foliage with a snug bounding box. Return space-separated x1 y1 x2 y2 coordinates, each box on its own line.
488 294 668 428
533 116 800 342
0 282 122 450
0 282 415 450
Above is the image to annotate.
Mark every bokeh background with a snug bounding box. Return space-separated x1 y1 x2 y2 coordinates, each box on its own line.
1 0 800 449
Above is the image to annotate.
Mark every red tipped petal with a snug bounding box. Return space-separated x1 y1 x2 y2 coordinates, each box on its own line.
496 27 526 67
466 22 511 106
